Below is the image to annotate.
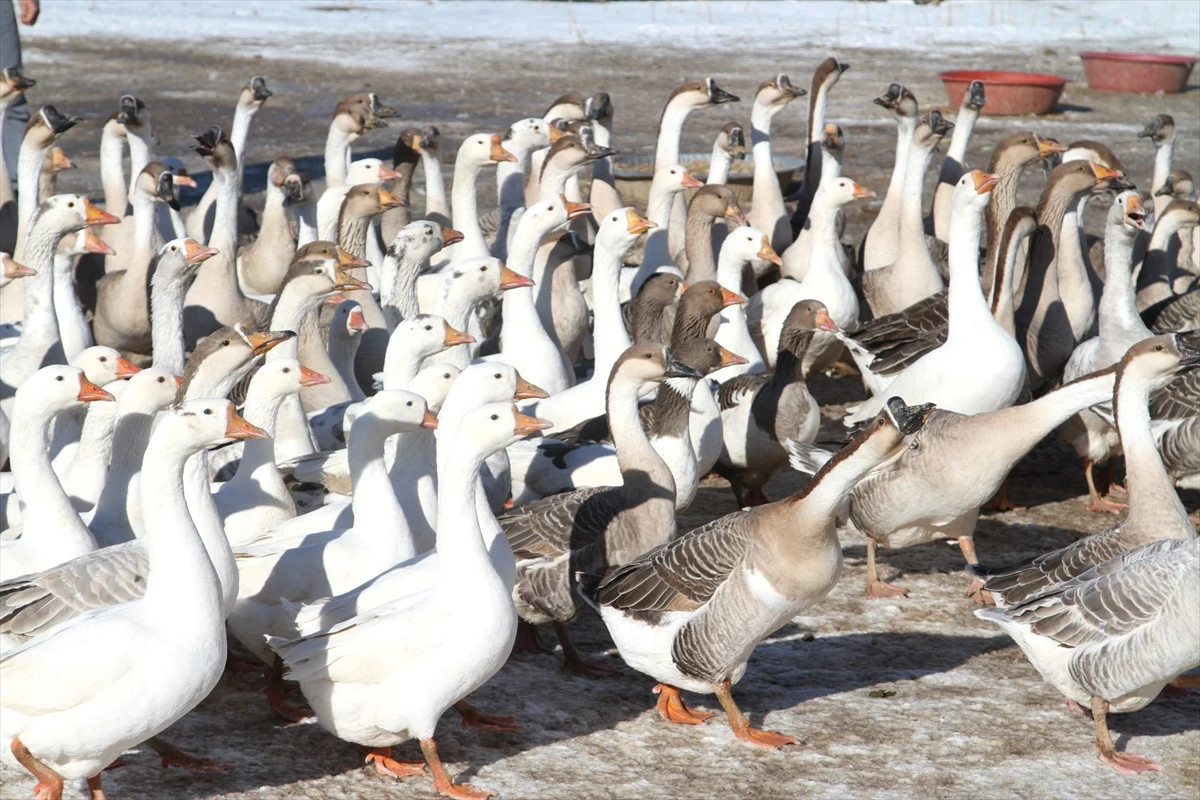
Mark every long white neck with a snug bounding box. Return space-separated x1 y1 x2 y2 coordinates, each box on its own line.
229 104 257 190
1116 365 1193 539
11 215 62 365
10 402 98 555
433 282 476 371
864 115 917 270
434 437 494 579
61 389 120 503
498 217 571 393
295 195 318 246
896 138 944 290
227 384 293 512
807 193 846 285
54 249 94 362
591 233 632 376
942 106 978 172
210 163 240 258
99 126 128 215
350 415 418 563
946 198 991 334
130 191 159 276
150 264 192 376
1097 225 1149 346
126 133 153 202
380 242 423 326
820 148 842 182
382 339 428 391
14 139 48 259
1136 213 1188 303
422 150 448 219
142 435 222 615
183 451 239 613
654 100 690 168
634 181 681 288
451 159 487 258
750 102 785 233
1056 194 1096 341
89 401 158 544
324 125 354 188
1152 139 1175 218
707 142 732 185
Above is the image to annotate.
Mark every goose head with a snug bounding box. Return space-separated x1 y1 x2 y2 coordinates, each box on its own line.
267 157 304 206
191 126 236 172
1156 169 1196 201
990 131 1063 173
586 92 613 125
332 300 370 338
822 123 845 155
333 92 399 137
340 181 405 222
114 94 149 136
156 237 218 283
0 252 35 284
717 121 747 160
134 162 182 210
502 118 558 158
42 146 75 177
688 184 747 226
1115 334 1200 398
541 132 615 180
167 399 268 455
666 78 740 113
239 76 273 112
915 111 954 149
388 219 463 264
34 194 120 237
962 80 986 112
611 344 704 394
516 195 583 241
345 158 401 185
446 364 550 414
361 389 439 433
596 207 655 257
1155 199 1200 234
543 93 588 122
457 132 517 170
57 228 113 259
815 176 875 211
1109 190 1149 234
950 169 999 215
18 365 115 414
442 256 532 306
636 272 687 309
282 241 372 301
836 397 937 468
1047 160 1132 204
873 84 918 118
26 105 81 149
406 362 460 412
73 345 141 385
651 164 704 197
1063 140 1126 180
671 337 749 377
755 73 806 114
0 66 34 103
1139 113 1175 146
392 314 475 363
250 357 330 403
784 299 839 335
460 403 552 458
123 367 184 413
410 125 441 157
679 280 746 328
722 225 782 268
180 324 295 401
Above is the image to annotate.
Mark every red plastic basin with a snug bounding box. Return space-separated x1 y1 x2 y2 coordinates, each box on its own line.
1079 52 1197 94
939 70 1067 116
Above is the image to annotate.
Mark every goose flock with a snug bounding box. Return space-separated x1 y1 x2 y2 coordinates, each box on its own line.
0 52 1196 799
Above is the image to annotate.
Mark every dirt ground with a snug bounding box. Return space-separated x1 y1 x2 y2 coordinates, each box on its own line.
3 26 1199 800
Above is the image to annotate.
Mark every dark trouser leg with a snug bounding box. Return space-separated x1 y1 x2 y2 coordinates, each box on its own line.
0 0 28 184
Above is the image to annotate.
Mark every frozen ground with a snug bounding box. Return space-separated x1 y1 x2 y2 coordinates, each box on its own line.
3 1 1200 798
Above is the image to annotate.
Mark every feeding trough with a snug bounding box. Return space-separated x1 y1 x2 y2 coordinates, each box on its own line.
938 70 1067 116
1079 52 1197 94
608 152 805 209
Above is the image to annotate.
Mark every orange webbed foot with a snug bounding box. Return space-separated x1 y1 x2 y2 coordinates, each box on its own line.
654 684 715 725
1087 496 1127 514
365 748 426 779
456 700 520 733
865 579 908 599
33 780 64 800
966 578 996 607
1097 746 1162 775
731 724 798 749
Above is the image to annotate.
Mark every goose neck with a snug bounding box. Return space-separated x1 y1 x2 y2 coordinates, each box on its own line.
17 218 60 330
1096 226 1144 343
983 164 1023 285
806 196 845 281
126 133 153 198
150 264 192 376
90 407 157 542
1152 140 1175 216
131 192 159 271
451 158 486 255
381 242 422 326
989 218 1029 336
999 369 1117 446
15 141 47 255
210 165 240 254
944 108 978 163
349 419 413 561
53 249 92 361
684 210 718 283
421 150 448 218
337 208 371 259
99 128 128 215
774 328 815 382
946 201 991 330
324 125 353 187
591 234 633 372
877 116 917 222
229 104 257 181
707 142 732 185
783 430 890 541
654 101 691 168
609 374 672 488
433 438 493 575
899 138 937 242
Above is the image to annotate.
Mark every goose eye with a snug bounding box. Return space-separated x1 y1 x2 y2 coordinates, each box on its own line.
282 367 290 373
406 400 413 406
56 375 64 381
490 414 499 421
157 377 165 383
313 267 322 275
644 353 652 359
203 408 213 415
480 265 487 272
443 372 451 378
171 246 177 251
221 339 231 346
494 373 501 379
68 201 75 208
1156 345 1163 351
99 356 108 362
424 324 432 331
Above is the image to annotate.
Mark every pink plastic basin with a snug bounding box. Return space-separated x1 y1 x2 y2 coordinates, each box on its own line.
939 70 1067 116
1079 52 1197 94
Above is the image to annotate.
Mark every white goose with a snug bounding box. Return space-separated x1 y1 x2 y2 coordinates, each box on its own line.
746 74 805 253
0 399 264 799
712 226 777 381
442 133 517 264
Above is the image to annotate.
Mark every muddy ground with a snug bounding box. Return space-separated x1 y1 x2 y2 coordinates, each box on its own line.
2 25 1199 800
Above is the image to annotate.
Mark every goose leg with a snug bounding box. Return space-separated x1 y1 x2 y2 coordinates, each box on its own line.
1084 459 1126 514
454 699 520 732
958 536 995 606
513 620 552 654
145 736 230 771
864 538 907 598
86 775 105 800
1091 697 1161 774
364 747 426 779
713 679 797 749
653 683 715 725
982 477 1026 512
11 736 64 800
264 654 314 722
419 737 494 800
553 621 618 677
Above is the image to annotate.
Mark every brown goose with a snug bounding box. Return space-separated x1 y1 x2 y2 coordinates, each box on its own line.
237 156 303 297
378 127 424 243
625 272 686 346
501 345 701 676
715 300 837 507
682 185 747 284
580 398 931 748
788 57 849 239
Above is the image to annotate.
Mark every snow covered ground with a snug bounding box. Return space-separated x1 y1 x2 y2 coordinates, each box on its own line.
27 0 1200 65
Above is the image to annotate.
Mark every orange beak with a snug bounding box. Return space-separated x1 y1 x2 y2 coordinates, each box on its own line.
1123 193 1148 230
334 266 372 293
1090 163 1122 182
547 125 565 143
377 186 405 209
337 248 370 270
440 227 465 246
172 173 198 189
971 170 999 193
2 255 35 279
490 134 518 163
49 147 74 172
720 286 747 308
84 198 121 227
225 404 269 439
77 375 115 403
246 330 295 356
815 309 838 332
442 321 476 347
421 409 440 429
83 230 116 256
513 407 553 436
851 183 877 200
346 308 369 332
679 280 689 293
1037 137 1065 157
726 205 748 226
115 356 141 379
757 237 782 266
718 346 750 369
298 365 331 387
378 164 401 181
561 195 591 221
173 375 183 388
183 239 219 263
513 371 549 400
499 263 534 290
680 171 704 189
625 209 656 235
